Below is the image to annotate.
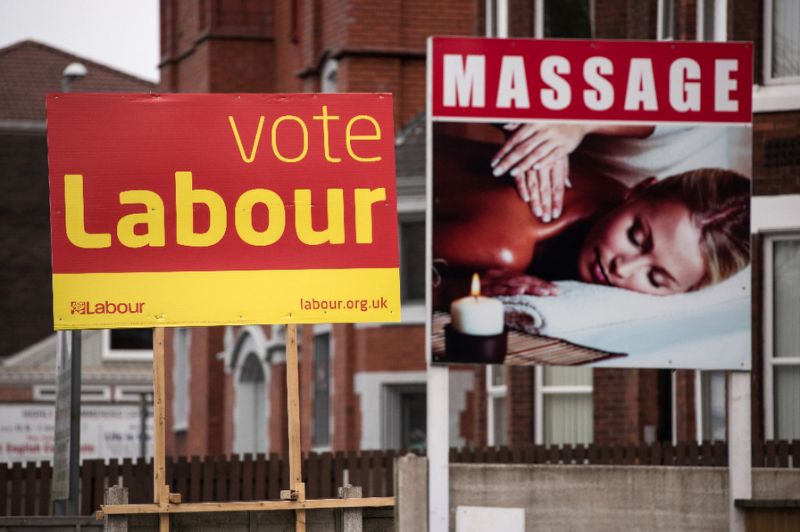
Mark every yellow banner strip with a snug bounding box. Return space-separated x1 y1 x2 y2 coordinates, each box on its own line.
53 268 401 329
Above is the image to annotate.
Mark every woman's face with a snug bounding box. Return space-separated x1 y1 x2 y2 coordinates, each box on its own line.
578 197 707 295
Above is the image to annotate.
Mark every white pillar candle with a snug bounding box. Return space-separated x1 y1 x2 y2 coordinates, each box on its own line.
450 273 504 336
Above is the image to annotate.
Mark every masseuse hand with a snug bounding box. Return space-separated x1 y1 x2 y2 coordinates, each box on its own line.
481 270 559 297
491 123 588 222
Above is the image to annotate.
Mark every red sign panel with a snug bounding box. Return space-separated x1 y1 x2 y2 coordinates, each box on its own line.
431 37 752 123
47 93 400 328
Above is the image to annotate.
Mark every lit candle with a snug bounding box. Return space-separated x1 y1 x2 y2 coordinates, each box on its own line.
450 273 504 336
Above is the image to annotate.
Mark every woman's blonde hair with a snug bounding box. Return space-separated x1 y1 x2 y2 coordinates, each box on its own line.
638 168 750 289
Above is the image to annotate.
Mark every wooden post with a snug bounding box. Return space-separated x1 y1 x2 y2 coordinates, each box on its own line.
285 324 306 531
152 328 169 532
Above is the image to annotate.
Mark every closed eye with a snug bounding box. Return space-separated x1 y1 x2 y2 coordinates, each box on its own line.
649 267 676 290
627 219 647 249
648 269 665 289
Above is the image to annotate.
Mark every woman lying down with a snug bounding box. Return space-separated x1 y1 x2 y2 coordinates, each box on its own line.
432 125 750 312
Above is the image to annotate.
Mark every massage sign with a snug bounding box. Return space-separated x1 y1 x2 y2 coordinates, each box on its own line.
428 38 753 370
47 94 401 328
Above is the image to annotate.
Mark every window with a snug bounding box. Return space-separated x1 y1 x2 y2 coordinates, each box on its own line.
487 366 508 446
383 384 427 450
312 333 331 448
485 0 508 37
697 370 726 442
764 235 800 440
400 218 425 303
234 352 267 454
536 366 592 445
172 328 191 432
764 0 800 84
695 0 718 41
657 0 675 40
102 329 153 361
544 0 592 39
321 59 338 93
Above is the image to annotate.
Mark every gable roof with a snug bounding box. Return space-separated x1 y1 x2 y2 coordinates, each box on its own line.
0 40 156 122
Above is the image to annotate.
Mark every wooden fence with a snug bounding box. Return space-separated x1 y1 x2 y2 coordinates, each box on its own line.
1 440 798 516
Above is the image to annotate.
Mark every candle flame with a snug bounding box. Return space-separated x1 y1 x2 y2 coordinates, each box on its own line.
470 272 481 297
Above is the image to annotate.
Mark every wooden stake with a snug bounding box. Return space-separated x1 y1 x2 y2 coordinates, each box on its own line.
152 328 169 532
285 323 306 532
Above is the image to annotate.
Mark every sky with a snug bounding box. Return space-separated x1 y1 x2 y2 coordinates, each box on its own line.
0 0 159 82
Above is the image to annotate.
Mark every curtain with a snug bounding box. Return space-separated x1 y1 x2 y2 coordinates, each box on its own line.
773 0 800 78
774 240 800 439
544 394 592 445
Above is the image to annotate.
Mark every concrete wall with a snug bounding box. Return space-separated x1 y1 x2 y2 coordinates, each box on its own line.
395 457 800 532
127 507 393 531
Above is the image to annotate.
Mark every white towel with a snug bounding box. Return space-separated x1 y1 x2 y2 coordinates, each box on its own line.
498 267 751 369
500 266 749 336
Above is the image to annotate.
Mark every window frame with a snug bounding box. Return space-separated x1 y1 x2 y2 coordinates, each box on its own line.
534 366 593 445
695 370 728 442
311 328 333 451
399 214 426 306
171 327 191 433
486 366 508 447
763 0 800 86
101 329 154 361
763 233 800 439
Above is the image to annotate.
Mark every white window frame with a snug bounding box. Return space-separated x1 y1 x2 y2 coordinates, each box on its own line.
114 385 153 403
382 382 427 449
485 0 508 38
695 370 727 443
33 384 111 403
321 59 338 94
763 233 800 439
486 366 508 447
756 0 800 112
534 366 593 445
101 329 153 361
763 0 800 86
657 0 675 41
233 349 269 455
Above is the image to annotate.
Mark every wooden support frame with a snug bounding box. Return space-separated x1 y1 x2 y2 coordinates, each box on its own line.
99 325 394 531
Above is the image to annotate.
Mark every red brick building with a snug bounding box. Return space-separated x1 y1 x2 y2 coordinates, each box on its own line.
159 0 800 457
0 41 156 462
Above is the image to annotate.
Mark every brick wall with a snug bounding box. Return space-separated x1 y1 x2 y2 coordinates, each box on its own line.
507 366 534 444
166 326 226 457
471 366 488 446
753 111 800 196
593 369 667 444
331 324 360 450
594 0 657 39
674 370 697 442
0 133 52 357
0 386 34 402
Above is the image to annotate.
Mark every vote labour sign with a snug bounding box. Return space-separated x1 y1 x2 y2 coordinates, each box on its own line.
46 94 400 329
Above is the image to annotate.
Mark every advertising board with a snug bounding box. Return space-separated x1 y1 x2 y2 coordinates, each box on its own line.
428 37 752 369
47 94 400 329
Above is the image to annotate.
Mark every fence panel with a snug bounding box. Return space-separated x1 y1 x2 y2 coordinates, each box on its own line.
38 461 51 516
1 440 799 516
